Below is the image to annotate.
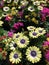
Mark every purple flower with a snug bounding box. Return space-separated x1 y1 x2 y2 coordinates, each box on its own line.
8 31 13 37
18 11 24 18
13 23 19 30
41 7 49 21
18 22 24 27
46 33 49 37
13 22 24 30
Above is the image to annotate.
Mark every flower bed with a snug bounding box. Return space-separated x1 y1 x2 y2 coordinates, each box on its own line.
0 0 49 65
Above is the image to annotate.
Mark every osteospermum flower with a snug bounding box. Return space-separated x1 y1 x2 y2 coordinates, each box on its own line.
35 27 46 36
29 31 39 38
3 6 10 12
13 32 24 41
26 46 42 63
20 1 28 6
9 50 22 64
2 12 8 17
28 6 34 12
38 6 43 10
16 36 29 48
33 1 40 6
14 0 19 3
27 26 36 31
9 41 17 50
7 0 12 3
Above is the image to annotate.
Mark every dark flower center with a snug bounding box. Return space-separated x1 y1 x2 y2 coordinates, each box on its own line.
30 28 33 29
39 30 42 33
13 43 17 47
32 32 37 36
31 51 37 57
20 39 25 44
30 8 33 10
14 53 18 59
16 35 19 38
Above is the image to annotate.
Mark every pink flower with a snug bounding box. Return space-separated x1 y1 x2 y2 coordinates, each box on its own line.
45 50 49 62
13 23 19 30
18 11 24 18
41 7 49 21
41 7 49 14
8 31 13 37
18 22 24 27
43 41 49 47
46 33 49 37
5 15 12 21
13 22 24 30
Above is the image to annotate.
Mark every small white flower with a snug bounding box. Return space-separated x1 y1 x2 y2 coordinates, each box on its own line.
33 1 40 6
20 1 28 6
27 26 36 31
28 6 34 12
3 6 10 12
9 41 17 50
2 12 8 17
14 0 19 3
35 27 46 36
38 6 43 10
29 31 39 38
7 0 12 3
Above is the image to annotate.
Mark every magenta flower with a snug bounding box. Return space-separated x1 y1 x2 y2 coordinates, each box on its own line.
5 16 12 21
41 7 49 14
13 23 19 30
43 41 49 47
45 50 49 62
41 7 49 21
18 11 24 18
8 31 13 37
13 22 24 30
18 22 24 27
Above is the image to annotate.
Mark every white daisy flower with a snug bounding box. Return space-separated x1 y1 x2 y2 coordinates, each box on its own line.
14 0 19 3
2 12 8 17
20 1 28 6
29 30 39 38
9 50 22 64
38 6 43 10
13 32 24 42
33 1 40 6
26 46 42 63
9 41 17 50
16 36 29 48
27 26 36 31
3 6 10 12
28 6 34 12
7 0 12 3
35 27 46 36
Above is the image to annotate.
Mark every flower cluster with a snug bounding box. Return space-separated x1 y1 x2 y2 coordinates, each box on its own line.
0 0 49 65
42 33 49 64
27 26 46 38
